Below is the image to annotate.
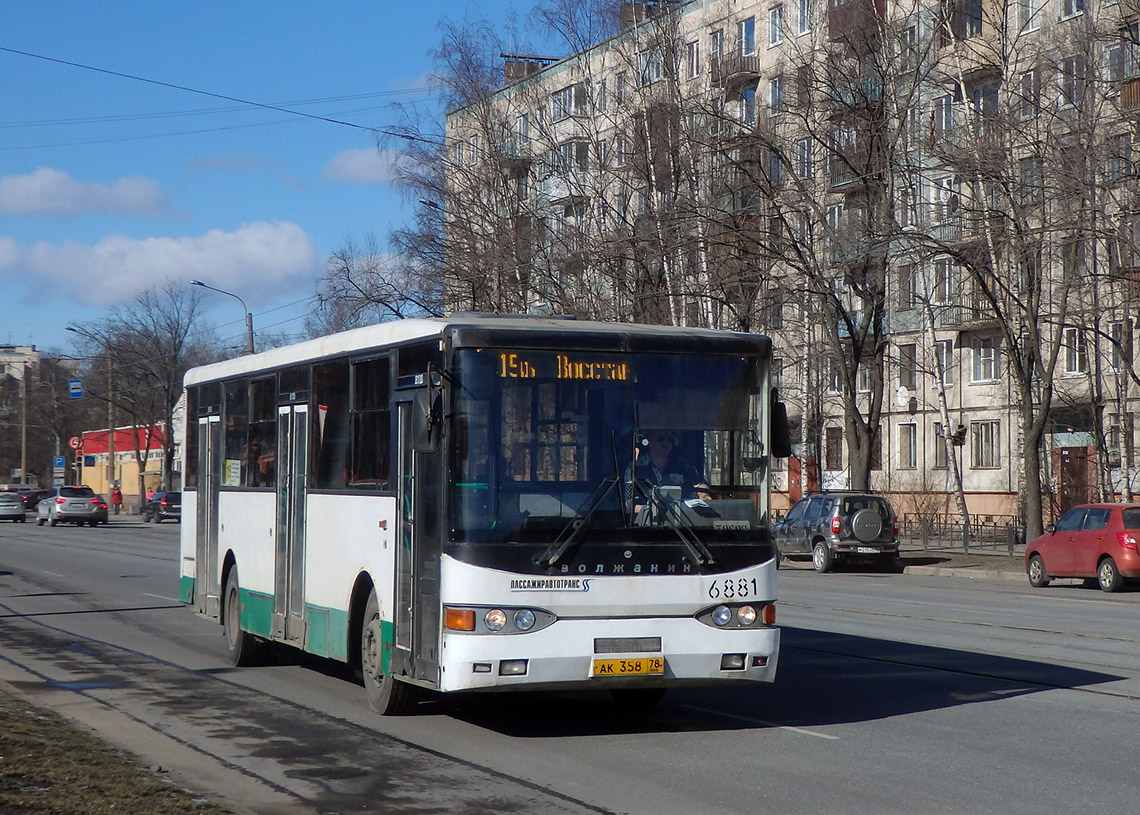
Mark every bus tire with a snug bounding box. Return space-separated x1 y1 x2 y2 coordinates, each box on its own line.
224 568 265 667
362 591 418 715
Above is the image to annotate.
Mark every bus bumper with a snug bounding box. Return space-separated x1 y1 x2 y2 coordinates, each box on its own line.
438 617 779 692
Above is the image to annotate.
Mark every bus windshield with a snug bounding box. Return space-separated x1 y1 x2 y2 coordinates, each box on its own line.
449 347 767 544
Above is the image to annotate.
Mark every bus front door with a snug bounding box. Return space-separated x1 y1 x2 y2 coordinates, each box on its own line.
195 414 222 617
273 403 309 644
395 401 441 685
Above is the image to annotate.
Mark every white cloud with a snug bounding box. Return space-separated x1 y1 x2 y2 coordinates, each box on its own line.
0 167 171 217
10 222 317 307
322 148 401 184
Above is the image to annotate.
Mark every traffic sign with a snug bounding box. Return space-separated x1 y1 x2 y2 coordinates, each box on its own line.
68 378 83 399
68 436 81 450
53 456 66 467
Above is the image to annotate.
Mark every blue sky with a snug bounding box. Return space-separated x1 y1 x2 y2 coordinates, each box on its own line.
0 0 543 353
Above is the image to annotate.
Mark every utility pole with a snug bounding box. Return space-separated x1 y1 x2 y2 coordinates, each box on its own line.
20 363 27 486
106 356 115 486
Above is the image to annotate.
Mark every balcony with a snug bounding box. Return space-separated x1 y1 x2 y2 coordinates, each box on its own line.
1122 78 1140 113
710 52 762 88
498 138 533 168
828 0 887 49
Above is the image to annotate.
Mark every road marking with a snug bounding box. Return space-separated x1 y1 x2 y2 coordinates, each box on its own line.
680 705 839 740
143 593 181 603
41 571 64 577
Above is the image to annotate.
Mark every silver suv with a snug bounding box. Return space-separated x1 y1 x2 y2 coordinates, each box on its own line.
773 492 899 572
36 485 109 527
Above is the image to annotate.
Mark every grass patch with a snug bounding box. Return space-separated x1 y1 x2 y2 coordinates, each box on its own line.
0 691 233 815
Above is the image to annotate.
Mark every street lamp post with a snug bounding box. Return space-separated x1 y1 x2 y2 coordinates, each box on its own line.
190 280 255 354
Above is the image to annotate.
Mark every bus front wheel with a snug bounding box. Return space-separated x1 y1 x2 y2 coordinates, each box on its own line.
224 568 265 667
361 591 418 715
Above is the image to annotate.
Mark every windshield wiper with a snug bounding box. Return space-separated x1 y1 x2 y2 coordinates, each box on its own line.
537 476 622 568
632 482 717 567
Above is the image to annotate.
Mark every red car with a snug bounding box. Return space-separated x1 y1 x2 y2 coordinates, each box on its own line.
1025 503 1140 592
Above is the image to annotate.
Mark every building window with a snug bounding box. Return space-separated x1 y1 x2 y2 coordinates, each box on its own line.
711 29 724 60
1020 0 1041 32
933 93 955 138
687 40 700 80
932 423 948 469
936 339 954 386
1109 133 1132 185
932 258 954 304
825 426 843 470
898 264 917 311
857 363 872 393
739 86 757 124
1061 0 1084 18
639 48 664 86
972 336 998 382
798 0 812 35
826 357 842 393
1019 70 1040 120
1063 327 1087 374
794 137 812 178
770 75 784 112
899 344 918 390
769 6 785 47
552 84 586 120
1059 55 1086 107
932 176 960 224
899 424 918 469
970 420 1000 468
1110 320 1132 371
740 17 756 55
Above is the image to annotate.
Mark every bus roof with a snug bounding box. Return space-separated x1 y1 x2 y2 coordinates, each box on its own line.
183 314 771 386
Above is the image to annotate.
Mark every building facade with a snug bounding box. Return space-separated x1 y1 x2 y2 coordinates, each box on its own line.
443 0 1140 525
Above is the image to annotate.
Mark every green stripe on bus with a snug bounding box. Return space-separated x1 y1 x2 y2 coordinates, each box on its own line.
238 588 274 638
179 576 195 604
302 604 350 662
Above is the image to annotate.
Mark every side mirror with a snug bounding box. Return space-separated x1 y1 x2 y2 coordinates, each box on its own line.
1045 523 1056 534
770 391 792 459
411 377 442 453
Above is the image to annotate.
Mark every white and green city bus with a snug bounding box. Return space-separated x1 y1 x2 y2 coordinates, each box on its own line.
179 314 790 714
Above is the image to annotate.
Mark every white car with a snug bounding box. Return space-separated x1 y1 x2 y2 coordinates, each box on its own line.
0 491 26 522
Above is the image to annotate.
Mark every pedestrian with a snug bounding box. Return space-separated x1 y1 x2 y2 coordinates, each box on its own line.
145 487 155 502
110 485 123 515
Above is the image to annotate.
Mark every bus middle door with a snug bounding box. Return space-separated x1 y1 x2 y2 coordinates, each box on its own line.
273 402 309 644
394 397 442 686
195 413 222 617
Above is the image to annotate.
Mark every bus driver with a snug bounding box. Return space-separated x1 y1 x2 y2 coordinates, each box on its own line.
627 430 711 510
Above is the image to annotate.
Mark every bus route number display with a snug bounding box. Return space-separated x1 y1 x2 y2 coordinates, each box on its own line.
498 352 630 381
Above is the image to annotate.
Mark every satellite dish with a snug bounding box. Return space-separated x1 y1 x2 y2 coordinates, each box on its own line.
896 385 909 407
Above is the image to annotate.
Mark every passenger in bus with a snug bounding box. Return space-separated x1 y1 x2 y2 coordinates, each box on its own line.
627 430 711 511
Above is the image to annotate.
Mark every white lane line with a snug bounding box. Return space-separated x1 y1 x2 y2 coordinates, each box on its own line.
144 593 182 603
680 705 840 740
42 571 65 577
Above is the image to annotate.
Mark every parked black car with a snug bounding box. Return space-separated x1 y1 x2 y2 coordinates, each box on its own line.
772 491 899 572
143 491 181 523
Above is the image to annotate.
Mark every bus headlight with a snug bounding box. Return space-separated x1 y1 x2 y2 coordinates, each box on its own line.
737 605 757 626
484 609 507 631
513 609 536 631
712 605 732 626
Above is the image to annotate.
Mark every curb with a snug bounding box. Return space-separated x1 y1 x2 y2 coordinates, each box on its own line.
902 564 1025 581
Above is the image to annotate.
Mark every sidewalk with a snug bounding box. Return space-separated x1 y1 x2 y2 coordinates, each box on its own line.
781 542 1028 581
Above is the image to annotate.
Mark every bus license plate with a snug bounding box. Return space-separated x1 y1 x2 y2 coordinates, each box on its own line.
592 657 665 677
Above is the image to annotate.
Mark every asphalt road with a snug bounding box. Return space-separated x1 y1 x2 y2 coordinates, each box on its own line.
2 519 1138 814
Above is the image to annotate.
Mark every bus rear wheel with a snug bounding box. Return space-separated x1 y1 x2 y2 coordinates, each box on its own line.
224 568 265 667
361 591 418 715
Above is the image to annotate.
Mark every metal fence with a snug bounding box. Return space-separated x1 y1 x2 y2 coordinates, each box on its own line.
899 513 1024 555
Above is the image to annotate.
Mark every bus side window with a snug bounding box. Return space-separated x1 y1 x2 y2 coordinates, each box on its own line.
349 356 391 489
224 379 249 487
312 360 350 489
249 377 277 488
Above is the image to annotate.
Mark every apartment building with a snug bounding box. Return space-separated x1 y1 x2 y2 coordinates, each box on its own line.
443 0 1140 522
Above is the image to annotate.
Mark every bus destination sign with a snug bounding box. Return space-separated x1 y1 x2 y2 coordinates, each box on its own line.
498 352 629 381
